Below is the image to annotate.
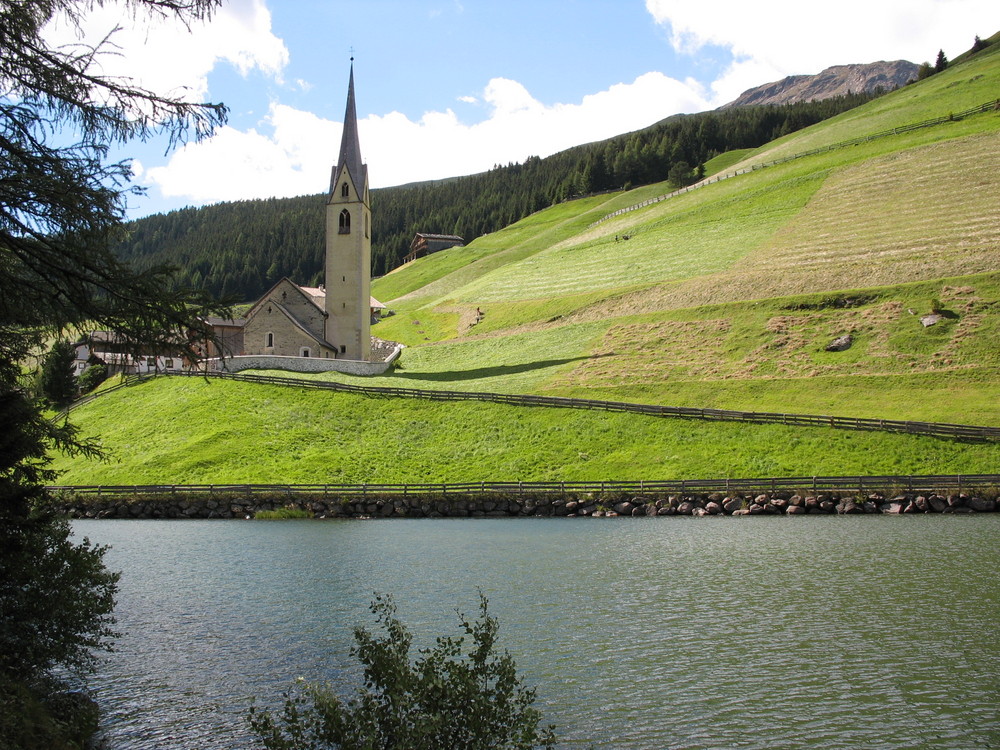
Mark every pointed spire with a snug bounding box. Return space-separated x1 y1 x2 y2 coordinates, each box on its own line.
335 62 366 193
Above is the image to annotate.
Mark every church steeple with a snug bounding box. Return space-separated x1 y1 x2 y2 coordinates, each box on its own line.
333 62 366 194
324 61 372 362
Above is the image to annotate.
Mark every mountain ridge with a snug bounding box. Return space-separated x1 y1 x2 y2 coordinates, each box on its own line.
722 60 919 108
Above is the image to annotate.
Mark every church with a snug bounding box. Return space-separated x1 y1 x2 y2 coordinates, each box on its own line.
242 63 381 363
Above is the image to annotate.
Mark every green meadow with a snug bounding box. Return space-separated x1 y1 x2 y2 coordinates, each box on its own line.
53 40 1000 484
48 377 1000 485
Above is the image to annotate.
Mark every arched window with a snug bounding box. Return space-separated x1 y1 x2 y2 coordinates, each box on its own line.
339 209 351 234
341 182 350 198
266 332 274 348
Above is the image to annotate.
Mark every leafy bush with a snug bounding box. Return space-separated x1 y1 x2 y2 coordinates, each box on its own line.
76 362 108 395
0 514 120 681
249 593 556 750
0 675 100 750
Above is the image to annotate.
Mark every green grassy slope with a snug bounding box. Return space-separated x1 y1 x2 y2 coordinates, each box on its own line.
359 38 1000 424
48 377 1000 484
54 39 1000 483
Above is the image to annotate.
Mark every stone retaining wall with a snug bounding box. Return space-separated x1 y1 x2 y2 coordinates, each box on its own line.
208 346 401 376
49 489 999 520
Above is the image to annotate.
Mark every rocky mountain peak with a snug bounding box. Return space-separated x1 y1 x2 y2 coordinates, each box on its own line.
721 60 919 109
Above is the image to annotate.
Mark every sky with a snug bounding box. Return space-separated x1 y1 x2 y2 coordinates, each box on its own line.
43 0 999 219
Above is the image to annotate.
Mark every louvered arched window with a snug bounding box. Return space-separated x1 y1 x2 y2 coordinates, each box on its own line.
339 209 351 234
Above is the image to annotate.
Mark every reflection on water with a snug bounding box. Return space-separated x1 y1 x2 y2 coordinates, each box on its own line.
76 516 1000 749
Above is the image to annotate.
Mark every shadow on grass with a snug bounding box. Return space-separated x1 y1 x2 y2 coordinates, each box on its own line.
390 355 592 383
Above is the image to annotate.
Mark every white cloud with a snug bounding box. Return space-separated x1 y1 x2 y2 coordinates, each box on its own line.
146 104 340 201
645 0 1000 104
43 0 288 102
142 71 712 202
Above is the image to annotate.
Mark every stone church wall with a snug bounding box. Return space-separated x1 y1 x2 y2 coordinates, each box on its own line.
244 308 327 357
243 279 332 358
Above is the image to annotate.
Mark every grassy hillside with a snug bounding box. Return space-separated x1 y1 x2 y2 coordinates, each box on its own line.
54 37 1000 484
48 377 1000 484
356 37 1000 425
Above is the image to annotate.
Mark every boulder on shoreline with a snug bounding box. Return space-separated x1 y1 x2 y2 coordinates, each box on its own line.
44 488 999 520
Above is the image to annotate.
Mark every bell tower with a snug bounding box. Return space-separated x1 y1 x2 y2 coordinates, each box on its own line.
325 62 371 361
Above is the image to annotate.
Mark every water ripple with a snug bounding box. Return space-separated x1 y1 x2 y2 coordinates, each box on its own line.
75 516 1000 749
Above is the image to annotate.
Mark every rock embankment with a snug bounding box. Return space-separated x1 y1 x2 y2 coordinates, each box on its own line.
48 489 998 520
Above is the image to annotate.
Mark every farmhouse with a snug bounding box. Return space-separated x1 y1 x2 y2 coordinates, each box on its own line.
402 232 465 264
72 316 246 375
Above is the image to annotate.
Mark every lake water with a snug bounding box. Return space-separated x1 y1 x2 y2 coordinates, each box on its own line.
75 516 1000 749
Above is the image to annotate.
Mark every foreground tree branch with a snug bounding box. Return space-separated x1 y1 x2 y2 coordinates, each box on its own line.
1 2 231 746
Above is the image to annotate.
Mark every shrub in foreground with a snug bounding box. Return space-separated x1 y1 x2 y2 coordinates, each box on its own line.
249 594 556 750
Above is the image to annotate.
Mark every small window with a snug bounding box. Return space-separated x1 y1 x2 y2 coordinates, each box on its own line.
146 357 156 367
300 347 311 358
266 332 274 348
339 209 351 234
340 345 346 354
165 359 174 368
341 182 349 198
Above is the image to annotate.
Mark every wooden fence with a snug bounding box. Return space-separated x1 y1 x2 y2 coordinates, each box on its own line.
48 473 1000 498
152 369 1000 442
591 98 1000 227
54 374 144 419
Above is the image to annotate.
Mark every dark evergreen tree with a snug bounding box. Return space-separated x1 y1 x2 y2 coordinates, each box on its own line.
935 49 949 72
1 1 228 745
38 340 77 408
667 160 695 188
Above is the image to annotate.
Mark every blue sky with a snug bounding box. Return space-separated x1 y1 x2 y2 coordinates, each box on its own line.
43 0 999 218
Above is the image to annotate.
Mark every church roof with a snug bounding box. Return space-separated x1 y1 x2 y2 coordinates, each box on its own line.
301 285 384 310
334 63 367 191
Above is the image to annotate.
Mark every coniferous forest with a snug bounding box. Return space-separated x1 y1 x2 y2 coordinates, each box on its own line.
116 93 881 302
